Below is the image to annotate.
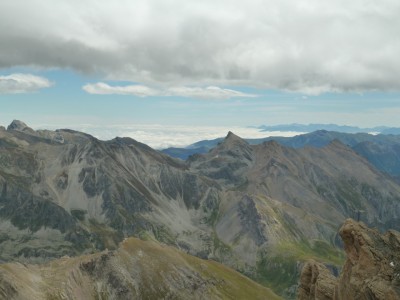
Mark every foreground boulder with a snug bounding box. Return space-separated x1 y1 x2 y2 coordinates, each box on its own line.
298 219 400 300
297 260 336 300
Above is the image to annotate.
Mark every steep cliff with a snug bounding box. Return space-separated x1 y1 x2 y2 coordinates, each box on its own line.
298 219 400 300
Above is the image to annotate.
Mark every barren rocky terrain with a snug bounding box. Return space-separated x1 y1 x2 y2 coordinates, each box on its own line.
1 120 400 298
0 237 279 299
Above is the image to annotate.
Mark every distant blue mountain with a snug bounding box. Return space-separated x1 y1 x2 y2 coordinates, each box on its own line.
161 129 400 179
162 136 267 160
258 123 391 133
380 128 400 135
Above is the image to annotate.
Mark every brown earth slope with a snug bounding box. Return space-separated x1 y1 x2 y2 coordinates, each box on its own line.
0 237 280 300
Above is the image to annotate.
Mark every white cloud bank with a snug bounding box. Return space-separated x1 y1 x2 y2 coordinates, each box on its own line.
82 82 256 99
82 82 159 97
166 86 255 100
0 74 52 94
36 123 300 149
1 0 400 95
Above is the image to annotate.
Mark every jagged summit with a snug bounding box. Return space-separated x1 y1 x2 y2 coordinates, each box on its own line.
7 119 35 133
220 131 249 148
224 131 247 142
210 131 252 159
225 130 239 139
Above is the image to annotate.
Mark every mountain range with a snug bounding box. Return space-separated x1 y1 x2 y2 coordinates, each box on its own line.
163 130 400 180
258 123 400 134
1 120 400 298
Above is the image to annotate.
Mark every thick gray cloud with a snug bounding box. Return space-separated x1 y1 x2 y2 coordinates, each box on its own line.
1 0 399 94
0 73 52 94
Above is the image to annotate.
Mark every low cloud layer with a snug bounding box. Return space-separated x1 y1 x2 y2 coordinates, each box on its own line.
83 82 255 99
1 1 400 94
34 123 300 149
0 74 52 94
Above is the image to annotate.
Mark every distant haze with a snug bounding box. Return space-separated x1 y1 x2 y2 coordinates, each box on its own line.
27 122 398 149
31 123 303 149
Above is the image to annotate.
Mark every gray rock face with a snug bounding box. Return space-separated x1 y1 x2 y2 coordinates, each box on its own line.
1 123 400 297
0 123 221 264
189 132 254 185
238 196 267 246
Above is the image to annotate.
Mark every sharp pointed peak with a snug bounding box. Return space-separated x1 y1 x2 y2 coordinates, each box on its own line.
7 120 35 133
220 131 249 146
214 131 250 151
224 131 244 142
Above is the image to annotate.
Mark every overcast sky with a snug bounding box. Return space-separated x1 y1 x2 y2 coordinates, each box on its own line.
1 0 400 145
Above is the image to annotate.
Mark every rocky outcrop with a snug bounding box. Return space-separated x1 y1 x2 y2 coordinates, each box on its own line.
336 219 400 299
298 219 400 300
297 260 336 300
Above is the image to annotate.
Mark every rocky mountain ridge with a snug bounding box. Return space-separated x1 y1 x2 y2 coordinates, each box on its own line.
163 130 400 179
258 123 400 134
1 120 400 297
0 237 280 300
